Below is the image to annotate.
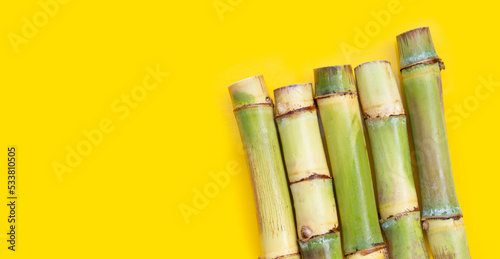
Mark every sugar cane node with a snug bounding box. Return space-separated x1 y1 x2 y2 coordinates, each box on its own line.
422 213 463 227
289 173 332 185
233 102 273 112
421 215 464 233
378 206 419 223
363 113 405 120
424 214 463 220
274 105 316 120
314 90 357 100
298 227 340 242
399 57 445 71
345 243 387 257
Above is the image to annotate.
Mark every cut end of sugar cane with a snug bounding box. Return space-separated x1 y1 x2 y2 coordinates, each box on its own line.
314 65 356 97
397 27 440 69
228 75 273 110
274 83 315 118
354 61 405 120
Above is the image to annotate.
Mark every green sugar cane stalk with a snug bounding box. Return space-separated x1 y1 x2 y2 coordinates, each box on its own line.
355 60 429 259
229 75 300 259
274 83 342 259
397 27 470 259
314 65 388 259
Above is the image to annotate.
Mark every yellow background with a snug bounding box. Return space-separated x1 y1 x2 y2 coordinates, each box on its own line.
0 0 497 258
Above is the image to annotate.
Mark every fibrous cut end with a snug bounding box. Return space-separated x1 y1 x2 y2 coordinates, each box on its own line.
228 75 272 110
314 65 356 97
397 27 439 69
274 83 315 117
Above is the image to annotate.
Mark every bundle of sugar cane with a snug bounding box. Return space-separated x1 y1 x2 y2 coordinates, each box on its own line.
274 83 342 259
314 65 388 259
228 75 300 259
396 27 470 259
355 60 429 259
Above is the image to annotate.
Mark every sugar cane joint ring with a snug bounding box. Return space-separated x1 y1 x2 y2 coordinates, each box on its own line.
421 214 464 221
421 214 464 232
313 90 358 100
232 102 274 112
344 243 388 257
274 105 316 120
399 57 445 71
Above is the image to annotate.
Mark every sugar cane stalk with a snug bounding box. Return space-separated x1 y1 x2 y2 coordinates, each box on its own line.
274 83 343 259
397 27 470 259
354 60 429 259
229 75 300 259
314 65 388 259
